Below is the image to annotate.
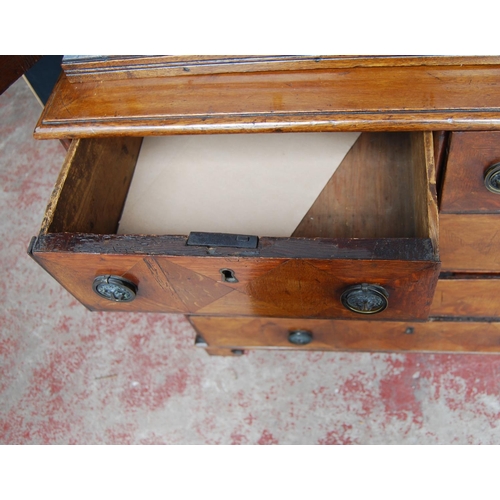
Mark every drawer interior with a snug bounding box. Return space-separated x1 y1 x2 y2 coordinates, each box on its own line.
41 131 438 249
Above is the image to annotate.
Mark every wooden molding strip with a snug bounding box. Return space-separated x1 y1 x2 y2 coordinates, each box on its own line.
61 55 500 82
35 64 500 138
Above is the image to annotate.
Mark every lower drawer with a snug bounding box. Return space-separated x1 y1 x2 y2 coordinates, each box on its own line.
189 316 500 353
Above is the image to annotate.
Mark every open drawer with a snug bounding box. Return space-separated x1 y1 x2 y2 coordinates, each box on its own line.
30 131 440 320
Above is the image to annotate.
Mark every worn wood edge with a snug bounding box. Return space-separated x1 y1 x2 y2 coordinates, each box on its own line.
410 132 429 240
203 347 244 357
198 346 500 355
32 233 437 261
62 56 500 83
34 112 500 139
39 139 81 234
424 131 440 256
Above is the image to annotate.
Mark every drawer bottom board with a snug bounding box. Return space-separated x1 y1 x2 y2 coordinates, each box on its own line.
189 316 500 354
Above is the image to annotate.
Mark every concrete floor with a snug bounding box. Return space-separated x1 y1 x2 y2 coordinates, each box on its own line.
1 77 500 445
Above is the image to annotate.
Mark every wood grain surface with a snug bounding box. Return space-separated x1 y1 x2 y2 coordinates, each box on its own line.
61 55 500 82
293 132 428 239
431 278 500 318
440 214 500 272
31 246 439 320
34 233 436 261
35 65 500 139
413 131 439 255
41 137 142 234
440 132 500 213
189 316 500 353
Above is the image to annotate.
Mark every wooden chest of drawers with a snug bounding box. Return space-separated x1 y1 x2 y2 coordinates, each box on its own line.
29 56 500 355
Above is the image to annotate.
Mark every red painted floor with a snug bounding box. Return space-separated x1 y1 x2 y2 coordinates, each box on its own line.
1 78 500 444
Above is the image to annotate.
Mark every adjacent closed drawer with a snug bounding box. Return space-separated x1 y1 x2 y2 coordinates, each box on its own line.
440 132 500 271
440 214 500 272
441 132 500 213
431 278 500 318
189 315 500 353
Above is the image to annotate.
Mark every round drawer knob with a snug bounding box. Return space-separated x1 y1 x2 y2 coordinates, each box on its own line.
288 329 313 345
341 283 388 314
92 275 137 302
484 163 500 194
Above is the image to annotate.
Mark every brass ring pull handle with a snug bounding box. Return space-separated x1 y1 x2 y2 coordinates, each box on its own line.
484 163 500 194
92 275 137 302
341 283 388 314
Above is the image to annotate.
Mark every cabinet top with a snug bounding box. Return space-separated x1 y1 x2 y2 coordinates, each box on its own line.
35 56 500 139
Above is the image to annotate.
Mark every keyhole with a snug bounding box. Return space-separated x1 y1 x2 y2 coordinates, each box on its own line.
220 268 238 283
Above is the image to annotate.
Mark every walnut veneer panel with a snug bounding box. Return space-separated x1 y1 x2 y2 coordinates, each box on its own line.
440 214 500 272
35 66 500 138
441 132 500 213
31 246 439 320
431 279 500 318
189 316 500 353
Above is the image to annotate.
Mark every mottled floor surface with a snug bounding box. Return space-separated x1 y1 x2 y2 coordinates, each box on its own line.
1 78 499 445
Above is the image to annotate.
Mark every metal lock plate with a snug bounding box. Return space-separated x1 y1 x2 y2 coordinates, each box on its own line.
187 232 259 249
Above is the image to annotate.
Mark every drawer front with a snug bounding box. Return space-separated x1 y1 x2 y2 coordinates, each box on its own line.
440 214 500 272
189 316 500 353
431 278 500 318
441 132 500 213
32 236 439 320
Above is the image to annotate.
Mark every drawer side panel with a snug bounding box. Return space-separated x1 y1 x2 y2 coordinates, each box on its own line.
42 137 142 234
